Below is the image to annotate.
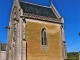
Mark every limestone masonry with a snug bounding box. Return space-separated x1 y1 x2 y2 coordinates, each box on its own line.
0 42 7 60
0 0 67 60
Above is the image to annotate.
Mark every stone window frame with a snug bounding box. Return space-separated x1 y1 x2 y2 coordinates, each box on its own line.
41 28 48 46
40 27 49 52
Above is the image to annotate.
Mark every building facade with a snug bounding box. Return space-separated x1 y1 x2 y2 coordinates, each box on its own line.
6 0 67 60
0 41 7 60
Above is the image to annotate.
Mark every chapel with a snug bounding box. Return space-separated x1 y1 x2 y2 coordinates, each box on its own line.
6 0 67 60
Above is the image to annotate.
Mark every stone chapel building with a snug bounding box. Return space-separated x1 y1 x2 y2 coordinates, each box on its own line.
6 0 67 60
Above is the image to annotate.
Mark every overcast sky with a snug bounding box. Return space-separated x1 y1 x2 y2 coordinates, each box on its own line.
0 0 80 52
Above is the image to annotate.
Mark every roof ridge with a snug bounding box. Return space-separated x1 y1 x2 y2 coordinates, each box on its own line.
20 1 50 9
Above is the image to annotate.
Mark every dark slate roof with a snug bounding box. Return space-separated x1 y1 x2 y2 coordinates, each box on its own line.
20 1 57 18
0 43 7 51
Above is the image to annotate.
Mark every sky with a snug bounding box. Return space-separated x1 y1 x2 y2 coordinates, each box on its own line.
0 0 80 52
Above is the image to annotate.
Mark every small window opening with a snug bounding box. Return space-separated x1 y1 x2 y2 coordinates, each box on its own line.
41 28 47 45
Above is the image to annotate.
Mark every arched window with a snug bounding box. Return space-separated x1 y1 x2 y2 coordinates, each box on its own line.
41 28 47 45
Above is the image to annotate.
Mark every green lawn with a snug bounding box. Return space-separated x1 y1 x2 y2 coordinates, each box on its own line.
68 57 78 60
67 52 79 60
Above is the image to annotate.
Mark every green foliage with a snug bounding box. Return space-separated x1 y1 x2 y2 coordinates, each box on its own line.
67 52 79 60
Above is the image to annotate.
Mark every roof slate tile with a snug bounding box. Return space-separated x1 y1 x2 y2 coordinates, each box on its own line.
20 2 57 18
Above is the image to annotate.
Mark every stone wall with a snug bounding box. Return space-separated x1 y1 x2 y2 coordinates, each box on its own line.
0 51 6 60
26 19 63 60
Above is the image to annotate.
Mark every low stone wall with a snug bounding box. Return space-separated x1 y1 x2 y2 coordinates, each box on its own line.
0 51 6 60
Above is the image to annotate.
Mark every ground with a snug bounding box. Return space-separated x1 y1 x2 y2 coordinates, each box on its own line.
67 52 79 60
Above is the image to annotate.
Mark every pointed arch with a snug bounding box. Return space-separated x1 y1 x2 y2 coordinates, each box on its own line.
41 28 47 45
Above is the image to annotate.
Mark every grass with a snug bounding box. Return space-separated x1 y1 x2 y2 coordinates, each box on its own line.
67 52 79 60
68 57 78 60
